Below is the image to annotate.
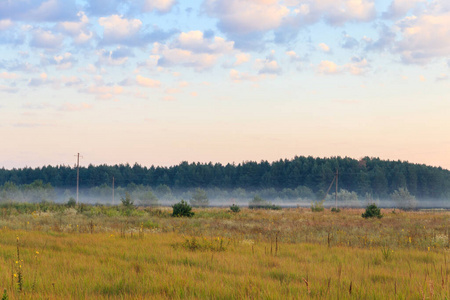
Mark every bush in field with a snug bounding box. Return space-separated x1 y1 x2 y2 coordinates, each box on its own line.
67 197 76 208
172 200 194 217
391 187 417 210
248 195 280 210
362 203 382 219
230 204 240 213
190 188 209 207
311 200 324 212
331 207 341 213
121 192 134 209
140 191 159 206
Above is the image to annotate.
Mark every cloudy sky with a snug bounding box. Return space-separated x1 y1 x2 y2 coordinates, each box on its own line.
0 0 449 169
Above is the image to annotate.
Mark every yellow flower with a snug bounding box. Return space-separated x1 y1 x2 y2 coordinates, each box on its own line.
36 251 39 255
13 274 17 277
427 247 430 251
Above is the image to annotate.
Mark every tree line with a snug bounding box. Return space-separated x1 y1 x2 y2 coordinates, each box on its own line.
0 156 449 200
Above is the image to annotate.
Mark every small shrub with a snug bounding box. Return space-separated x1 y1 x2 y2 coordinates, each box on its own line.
331 207 340 213
230 204 240 213
311 200 324 212
121 192 134 209
362 203 382 219
190 188 209 207
172 200 194 217
67 197 76 208
248 195 280 210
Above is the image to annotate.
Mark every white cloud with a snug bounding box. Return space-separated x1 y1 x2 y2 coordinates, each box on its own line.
317 60 341 74
96 48 133 66
230 69 264 82
0 72 18 79
285 50 300 61
176 31 234 54
256 58 282 74
204 0 290 34
98 15 142 45
0 0 78 22
234 53 251 66
152 31 235 71
143 0 176 13
318 42 331 52
0 19 13 31
136 75 161 87
396 10 450 64
317 57 370 75
383 0 426 19
53 52 75 69
58 11 93 44
205 0 376 38
82 84 124 100
346 57 369 75
30 28 64 50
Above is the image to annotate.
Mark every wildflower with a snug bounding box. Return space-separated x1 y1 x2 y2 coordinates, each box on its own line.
428 247 430 251
35 251 39 255
13 274 17 277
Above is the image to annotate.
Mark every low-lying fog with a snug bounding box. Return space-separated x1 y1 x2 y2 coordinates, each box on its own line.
1 188 448 209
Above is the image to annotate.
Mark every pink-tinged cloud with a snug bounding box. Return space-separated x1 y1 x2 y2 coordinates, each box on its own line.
396 11 450 64
81 85 124 100
0 19 13 30
318 42 330 52
152 31 234 70
318 58 370 75
256 58 281 74
204 0 289 34
0 72 18 79
234 53 251 66
317 60 341 75
143 0 176 13
230 69 264 82
98 15 142 44
205 0 375 37
136 75 161 88
175 31 234 54
0 0 78 22
383 0 426 19
58 11 93 44
30 28 64 49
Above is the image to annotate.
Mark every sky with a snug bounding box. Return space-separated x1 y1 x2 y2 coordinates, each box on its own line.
0 0 449 170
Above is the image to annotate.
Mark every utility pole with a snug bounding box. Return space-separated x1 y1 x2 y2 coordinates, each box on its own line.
112 176 115 205
75 153 82 205
335 168 339 209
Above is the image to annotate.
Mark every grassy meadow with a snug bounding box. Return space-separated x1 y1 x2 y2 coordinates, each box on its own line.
0 203 449 299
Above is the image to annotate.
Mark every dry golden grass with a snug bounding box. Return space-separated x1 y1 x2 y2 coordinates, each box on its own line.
0 206 449 299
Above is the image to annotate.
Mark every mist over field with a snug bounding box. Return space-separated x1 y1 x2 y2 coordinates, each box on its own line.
2 187 448 210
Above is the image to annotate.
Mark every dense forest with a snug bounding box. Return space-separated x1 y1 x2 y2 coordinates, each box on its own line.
0 156 449 204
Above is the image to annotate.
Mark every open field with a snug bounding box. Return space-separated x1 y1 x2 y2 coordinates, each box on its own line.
0 204 449 299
